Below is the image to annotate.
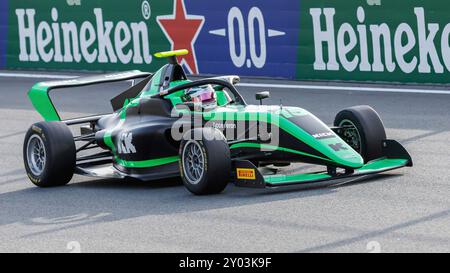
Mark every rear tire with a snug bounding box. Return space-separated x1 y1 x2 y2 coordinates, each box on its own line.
334 105 386 163
23 121 76 187
179 128 231 195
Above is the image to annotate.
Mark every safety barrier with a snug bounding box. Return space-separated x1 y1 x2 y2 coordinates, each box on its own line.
1 0 450 84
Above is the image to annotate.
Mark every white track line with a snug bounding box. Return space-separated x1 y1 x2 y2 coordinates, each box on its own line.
237 83 450 95
1 71 450 95
0 72 76 79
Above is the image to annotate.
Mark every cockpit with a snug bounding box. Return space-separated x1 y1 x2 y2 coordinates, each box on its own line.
110 50 245 114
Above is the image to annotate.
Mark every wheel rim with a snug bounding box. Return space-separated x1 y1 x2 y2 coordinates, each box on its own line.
182 140 205 185
339 119 362 153
26 134 46 176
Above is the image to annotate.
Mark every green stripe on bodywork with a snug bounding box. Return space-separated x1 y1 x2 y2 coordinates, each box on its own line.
115 155 179 168
120 98 140 119
165 80 191 106
103 98 140 154
28 83 60 121
265 172 331 184
203 108 363 168
277 115 363 168
216 91 229 106
230 142 332 162
28 70 149 121
357 158 408 173
103 118 125 154
103 77 189 165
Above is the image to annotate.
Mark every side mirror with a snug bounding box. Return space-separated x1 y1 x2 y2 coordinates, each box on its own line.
255 91 270 105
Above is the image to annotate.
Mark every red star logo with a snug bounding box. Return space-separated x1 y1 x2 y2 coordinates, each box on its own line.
157 0 204 74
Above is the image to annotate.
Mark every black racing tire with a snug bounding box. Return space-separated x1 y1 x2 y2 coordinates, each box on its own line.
334 105 386 163
179 127 231 195
23 121 76 187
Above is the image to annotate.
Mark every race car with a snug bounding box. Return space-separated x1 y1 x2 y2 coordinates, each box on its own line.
23 49 412 195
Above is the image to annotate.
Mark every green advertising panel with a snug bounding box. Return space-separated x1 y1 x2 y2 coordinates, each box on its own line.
298 0 450 83
7 0 172 71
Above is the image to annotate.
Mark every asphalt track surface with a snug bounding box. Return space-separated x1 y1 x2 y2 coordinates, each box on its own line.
0 71 449 253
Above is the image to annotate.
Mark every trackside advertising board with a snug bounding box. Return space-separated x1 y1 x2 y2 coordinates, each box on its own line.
4 0 299 78
1 0 450 84
298 0 450 83
0 0 7 68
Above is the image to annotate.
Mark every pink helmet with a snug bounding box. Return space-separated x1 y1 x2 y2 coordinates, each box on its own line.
184 85 217 110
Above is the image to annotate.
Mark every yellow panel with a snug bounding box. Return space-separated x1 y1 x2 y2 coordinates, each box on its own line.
154 49 189 58
236 168 256 180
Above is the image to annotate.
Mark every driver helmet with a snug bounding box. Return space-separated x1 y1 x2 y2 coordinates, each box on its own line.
184 85 217 110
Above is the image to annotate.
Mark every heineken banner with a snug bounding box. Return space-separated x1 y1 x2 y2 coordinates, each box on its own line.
4 0 299 78
0 0 7 68
298 0 450 83
1 0 450 84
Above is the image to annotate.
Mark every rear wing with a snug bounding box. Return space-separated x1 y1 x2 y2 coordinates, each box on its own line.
28 70 152 121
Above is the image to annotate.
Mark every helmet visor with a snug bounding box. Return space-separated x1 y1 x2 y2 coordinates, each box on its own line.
191 90 215 103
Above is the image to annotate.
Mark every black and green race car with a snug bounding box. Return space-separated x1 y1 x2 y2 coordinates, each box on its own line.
23 49 412 195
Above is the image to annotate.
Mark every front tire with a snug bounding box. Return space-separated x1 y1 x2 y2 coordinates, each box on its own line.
23 121 76 187
179 128 231 195
334 105 386 163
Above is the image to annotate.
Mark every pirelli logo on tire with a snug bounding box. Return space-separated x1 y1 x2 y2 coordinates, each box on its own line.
236 168 256 180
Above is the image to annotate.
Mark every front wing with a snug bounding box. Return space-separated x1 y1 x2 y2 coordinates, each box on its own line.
232 139 413 188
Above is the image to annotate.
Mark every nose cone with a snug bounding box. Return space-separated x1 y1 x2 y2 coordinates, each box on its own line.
316 136 364 169
276 107 365 169
346 153 364 168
